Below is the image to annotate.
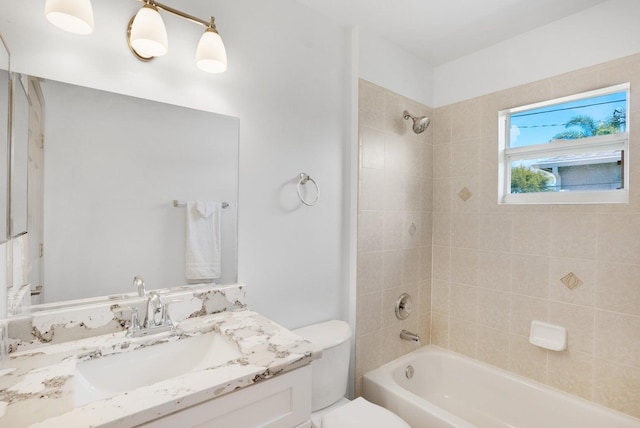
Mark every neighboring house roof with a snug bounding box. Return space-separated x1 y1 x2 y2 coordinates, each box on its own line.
534 151 620 169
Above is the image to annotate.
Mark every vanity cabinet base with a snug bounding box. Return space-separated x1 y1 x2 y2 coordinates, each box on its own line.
139 365 312 428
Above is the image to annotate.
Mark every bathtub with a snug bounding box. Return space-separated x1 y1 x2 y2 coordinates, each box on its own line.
362 345 640 428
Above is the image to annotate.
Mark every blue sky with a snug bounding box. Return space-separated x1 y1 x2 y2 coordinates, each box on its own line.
510 91 627 148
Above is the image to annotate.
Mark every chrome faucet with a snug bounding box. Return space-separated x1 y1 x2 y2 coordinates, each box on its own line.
144 291 164 328
125 291 179 338
400 330 420 343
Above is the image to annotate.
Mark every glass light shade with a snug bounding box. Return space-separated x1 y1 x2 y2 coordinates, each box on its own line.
45 0 94 35
195 29 227 73
129 5 168 58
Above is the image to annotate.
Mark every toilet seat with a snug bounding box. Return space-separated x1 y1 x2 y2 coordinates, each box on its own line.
321 397 410 428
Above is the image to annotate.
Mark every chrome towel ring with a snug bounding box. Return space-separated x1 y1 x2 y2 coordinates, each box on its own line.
297 172 320 206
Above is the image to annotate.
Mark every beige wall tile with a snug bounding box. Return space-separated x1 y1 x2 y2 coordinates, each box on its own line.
479 213 512 252
547 350 594 400
511 211 551 256
477 326 509 369
511 254 550 298
432 279 450 316
431 312 449 347
597 261 640 317
433 178 451 213
355 331 381 380
356 291 382 336
511 294 549 337
478 251 511 292
549 301 594 355
478 288 510 331
509 334 548 384
450 176 480 214
357 211 384 252
594 359 640 419
402 211 421 250
449 317 477 358
421 142 433 179
420 211 433 247
357 252 383 295
595 310 640 368
548 257 596 307
422 177 434 213
451 138 480 178
450 213 479 249
598 214 640 265
433 106 452 145
433 143 451 178
360 126 386 170
382 250 403 290
450 248 479 286
419 246 433 283
550 212 597 259
450 284 478 323
383 170 406 210
405 139 422 178
359 167 386 211
452 99 482 142
432 245 450 281
402 248 421 285
358 81 385 130
384 133 408 174
382 211 403 251
432 213 451 246
383 92 409 136
405 176 422 212
356 81 433 399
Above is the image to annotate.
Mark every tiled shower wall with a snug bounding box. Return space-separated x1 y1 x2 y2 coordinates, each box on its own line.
431 53 640 418
355 80 433 395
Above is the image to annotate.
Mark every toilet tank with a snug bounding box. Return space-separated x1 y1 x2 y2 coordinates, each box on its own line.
293 320 351 411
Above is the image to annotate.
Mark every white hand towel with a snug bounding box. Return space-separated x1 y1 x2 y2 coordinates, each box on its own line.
185 201 221 281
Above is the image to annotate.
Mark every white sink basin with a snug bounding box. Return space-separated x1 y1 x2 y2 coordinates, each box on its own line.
74 332 243 406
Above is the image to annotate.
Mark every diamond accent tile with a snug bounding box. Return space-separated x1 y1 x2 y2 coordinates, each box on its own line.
458 187 473 202
409 223 417 236
560 272 583 290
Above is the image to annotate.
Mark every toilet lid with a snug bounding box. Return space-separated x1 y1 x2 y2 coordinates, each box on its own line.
321 397 410 428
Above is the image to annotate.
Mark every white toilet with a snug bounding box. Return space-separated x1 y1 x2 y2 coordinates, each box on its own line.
293 320 410 428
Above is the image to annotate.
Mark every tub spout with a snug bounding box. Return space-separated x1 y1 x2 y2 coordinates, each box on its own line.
400 329 420 343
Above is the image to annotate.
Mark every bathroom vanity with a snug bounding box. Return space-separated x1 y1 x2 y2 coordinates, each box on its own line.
0 284 318 427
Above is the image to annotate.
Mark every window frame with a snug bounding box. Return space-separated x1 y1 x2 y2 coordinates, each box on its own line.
498 83 630 205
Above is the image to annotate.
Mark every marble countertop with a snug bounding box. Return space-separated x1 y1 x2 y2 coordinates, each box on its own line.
0 309 319 427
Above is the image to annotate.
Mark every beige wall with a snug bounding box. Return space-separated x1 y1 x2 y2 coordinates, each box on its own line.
431 52 640 418
355 80 433 395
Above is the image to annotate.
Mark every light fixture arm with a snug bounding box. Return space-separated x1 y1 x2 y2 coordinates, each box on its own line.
137 0 217 30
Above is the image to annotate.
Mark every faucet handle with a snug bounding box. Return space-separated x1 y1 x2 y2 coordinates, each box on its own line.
112 306 142 336
161 298 184 326
129 307 141 333
133 276 146 297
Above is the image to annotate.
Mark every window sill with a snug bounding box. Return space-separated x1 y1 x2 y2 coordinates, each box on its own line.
500 189 628 205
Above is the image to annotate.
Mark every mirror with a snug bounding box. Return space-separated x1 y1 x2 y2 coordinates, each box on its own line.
0 34 9 319
8 77 239 315
10 74 27 237
0 35 8 242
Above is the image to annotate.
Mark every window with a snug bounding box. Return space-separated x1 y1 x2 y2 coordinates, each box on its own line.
498 83 630 204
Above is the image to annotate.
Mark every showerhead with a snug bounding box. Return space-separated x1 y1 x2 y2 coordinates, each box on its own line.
403 110 430 134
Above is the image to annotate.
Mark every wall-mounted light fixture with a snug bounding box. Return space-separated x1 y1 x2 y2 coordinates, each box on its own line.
44 0 227 74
